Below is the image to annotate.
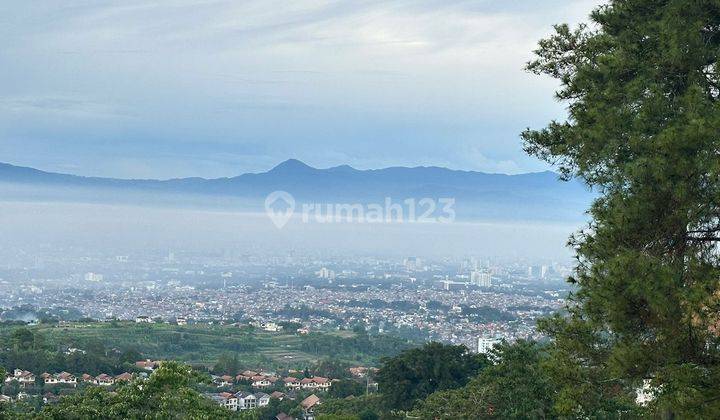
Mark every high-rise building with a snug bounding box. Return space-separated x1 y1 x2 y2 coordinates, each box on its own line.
84 272 103 282
470 270 492 287
404 257 422 272
477 337 500 354
317 267 336 280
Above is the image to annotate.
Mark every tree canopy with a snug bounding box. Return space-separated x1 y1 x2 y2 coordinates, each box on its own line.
376 342 487 411
522 0 720 416
411 341 561 419
40 362 236 419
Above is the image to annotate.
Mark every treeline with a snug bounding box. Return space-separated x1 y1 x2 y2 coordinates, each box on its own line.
453 305 515 322
425 301 515 322
314 340 643 419
0 362 246 419
0 328 142 377
298 331 413 360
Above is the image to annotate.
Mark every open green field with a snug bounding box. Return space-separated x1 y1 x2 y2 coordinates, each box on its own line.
17 322 320 369
0 321 411 372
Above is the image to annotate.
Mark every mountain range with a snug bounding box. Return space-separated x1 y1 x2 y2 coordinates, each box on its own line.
0 159 592 222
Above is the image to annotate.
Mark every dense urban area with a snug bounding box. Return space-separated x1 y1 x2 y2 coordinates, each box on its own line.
0 249 573 417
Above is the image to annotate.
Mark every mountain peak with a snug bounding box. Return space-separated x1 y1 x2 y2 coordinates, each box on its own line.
269 159 315 173
327 164 357 173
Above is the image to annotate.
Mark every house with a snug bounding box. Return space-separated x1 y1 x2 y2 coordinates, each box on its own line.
236 370 259 382
300 378 316 390
276 413 294 420
300 394 321 418
233 391 270 410
42 371 77 386
235 392 257 410
82 374 95 383
270 391 285 400
212 392 239 411
95 374 115 386
312 377 331 391
57 372 77 385
251 375 272 389
135 316 153 323
176 316 188 326
135 360 158 371
255 392 271 407
115 372 133 382
262 322 283 332
10 369 35 386
284 377 301 390
213 375 234 387
42 373 58 385
349 367 377 378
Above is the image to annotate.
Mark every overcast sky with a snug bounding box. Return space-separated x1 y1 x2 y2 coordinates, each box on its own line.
0 0 601 179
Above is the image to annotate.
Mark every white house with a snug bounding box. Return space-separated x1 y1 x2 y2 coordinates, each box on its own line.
251 375 273 389
212 392 239 411
10 369 35 385
284 377 301 390
235 392 257 410
95 374 115 386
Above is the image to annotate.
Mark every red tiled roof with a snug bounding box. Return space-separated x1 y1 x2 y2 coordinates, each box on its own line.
301 394 320 409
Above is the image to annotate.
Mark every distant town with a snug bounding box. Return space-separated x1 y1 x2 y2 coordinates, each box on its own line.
0 248 572 352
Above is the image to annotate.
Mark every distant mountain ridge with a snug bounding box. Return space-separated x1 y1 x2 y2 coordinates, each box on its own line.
0 159 592 222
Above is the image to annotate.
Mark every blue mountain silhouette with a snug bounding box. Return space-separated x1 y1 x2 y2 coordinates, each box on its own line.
0 159 592 222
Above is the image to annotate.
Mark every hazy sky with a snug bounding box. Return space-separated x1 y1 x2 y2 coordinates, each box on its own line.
0 0 601 179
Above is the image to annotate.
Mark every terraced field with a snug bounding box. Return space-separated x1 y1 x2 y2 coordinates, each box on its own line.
0 321 412 372
10 322 322 369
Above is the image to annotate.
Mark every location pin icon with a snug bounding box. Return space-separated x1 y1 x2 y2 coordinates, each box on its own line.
265 191 295 229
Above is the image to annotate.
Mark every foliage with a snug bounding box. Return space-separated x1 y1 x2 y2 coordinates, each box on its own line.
213 353 241 376
376 342 487 411
313 359 352 380
314 394 388 419
328 379 366 399
411 341 563 419
299 331 412 361
0 321 409 375
316 415 360 420
522 0 720 416
39 361 235 419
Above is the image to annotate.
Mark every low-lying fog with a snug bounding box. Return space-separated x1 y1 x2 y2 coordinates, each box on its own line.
0 201 580 262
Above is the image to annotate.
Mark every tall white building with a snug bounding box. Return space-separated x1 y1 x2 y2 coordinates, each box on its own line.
84 272 103 282
404 257 422 272
317 267 335 280
470 271 492 287
477 337 501 354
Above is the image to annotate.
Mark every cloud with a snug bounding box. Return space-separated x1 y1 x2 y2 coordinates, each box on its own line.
0 0 604 178
0 95 127 120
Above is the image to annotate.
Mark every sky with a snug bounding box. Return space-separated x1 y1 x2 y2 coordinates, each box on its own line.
0 0 602 179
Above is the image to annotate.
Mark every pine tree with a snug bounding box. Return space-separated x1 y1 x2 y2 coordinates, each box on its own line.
523 0 720 416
